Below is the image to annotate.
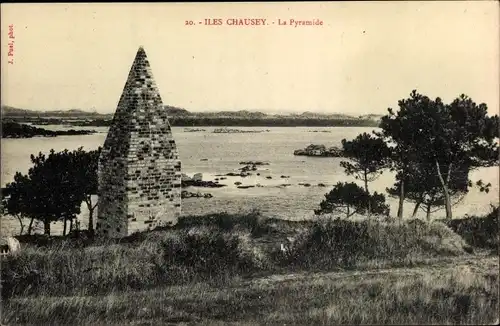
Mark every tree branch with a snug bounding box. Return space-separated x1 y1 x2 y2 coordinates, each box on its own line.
435 160 446 188
347 207 360 218
445 162 453 186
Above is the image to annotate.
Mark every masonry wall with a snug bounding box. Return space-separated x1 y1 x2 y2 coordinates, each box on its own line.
96 47 181 238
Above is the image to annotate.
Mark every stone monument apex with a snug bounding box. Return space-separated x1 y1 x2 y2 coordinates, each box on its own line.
96 46 182 238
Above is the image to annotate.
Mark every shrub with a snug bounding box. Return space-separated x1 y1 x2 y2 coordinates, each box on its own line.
280 219 469 270
175 209 269 236
156 229 261 282
315 182 390 218
445 205 499 250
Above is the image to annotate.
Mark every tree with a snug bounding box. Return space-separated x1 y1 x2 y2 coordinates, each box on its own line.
28 150 83 235
379 90 498 220
340 133 391 216
377 91 431 220
315 182 390 218
3 148 101 235
70 147 101 233
386 160 470 221
2 149 99 235
2 172 31 235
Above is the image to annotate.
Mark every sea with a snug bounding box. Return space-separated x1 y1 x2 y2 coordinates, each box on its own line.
1 126 498 236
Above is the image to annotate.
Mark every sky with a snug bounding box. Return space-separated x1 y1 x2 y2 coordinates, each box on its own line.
1 2 498 115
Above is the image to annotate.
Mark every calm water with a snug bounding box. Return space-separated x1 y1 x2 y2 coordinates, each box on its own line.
1 126 498 235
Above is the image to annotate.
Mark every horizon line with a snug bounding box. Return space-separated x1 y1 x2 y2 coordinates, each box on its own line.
1 104 385 117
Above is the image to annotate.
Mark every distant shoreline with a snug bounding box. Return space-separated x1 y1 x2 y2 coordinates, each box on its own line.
1 105 382 128
1 121 97 139
4 117 380 128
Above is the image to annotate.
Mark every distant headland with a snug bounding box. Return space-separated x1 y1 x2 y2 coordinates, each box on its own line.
1 121 97 138
1 105 382 128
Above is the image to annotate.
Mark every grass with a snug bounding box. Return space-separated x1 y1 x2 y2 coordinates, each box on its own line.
1 210 498 325
2 257 498 325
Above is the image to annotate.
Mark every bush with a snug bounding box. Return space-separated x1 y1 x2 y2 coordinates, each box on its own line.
174 209 269 236
315 182 390 218
279 219 469 270
156 229 261 282
446 205 499 250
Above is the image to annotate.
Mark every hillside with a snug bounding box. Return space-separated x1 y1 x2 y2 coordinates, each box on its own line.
1 105 187 118
1 212 498 325
1 106 107 118
1 105 382 127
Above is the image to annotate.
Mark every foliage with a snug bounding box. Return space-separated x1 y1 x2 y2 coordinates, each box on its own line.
386 160 471 220
281 218 469 269
158 231 259 278
314 182 389 218
175 209 268 236
378 90 499 219
1 172 32 235
70 147 101 232
340 132 391 192
2 148 100 235
445 205 499 250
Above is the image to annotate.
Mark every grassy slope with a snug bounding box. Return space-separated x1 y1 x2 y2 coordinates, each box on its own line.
1 213 498 325
3 256 498 325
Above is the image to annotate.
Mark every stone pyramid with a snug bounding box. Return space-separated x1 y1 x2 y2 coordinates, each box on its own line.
96 47 181 238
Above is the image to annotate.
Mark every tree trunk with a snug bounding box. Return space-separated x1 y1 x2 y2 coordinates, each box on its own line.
44 219 51 236
426 204 432 222
363 170 369 193
412 200 422 218
397 178 405 220
88 208 94 232
346 205 350 219
63 218 67 236
16 214 25 235
364 170 371 218
69 218 74 232
28 217 35 235
86 196 97 233
435 161 453 220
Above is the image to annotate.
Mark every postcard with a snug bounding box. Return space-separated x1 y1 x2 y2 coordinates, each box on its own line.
1 2 498 325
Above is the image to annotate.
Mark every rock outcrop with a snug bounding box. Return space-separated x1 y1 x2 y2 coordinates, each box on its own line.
193 173 203 182
182 179 225 188
213 128 269 133
181 190 213 199
0 236 20 255
184 128 206 132
293 144 343 157
239 161 270 165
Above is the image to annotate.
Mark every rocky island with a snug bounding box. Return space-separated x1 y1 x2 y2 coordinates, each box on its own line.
181 173 226 188
293 144 344 157
184 128 206 132
213 128 270 134
181 190 213 199
2 121 97 138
